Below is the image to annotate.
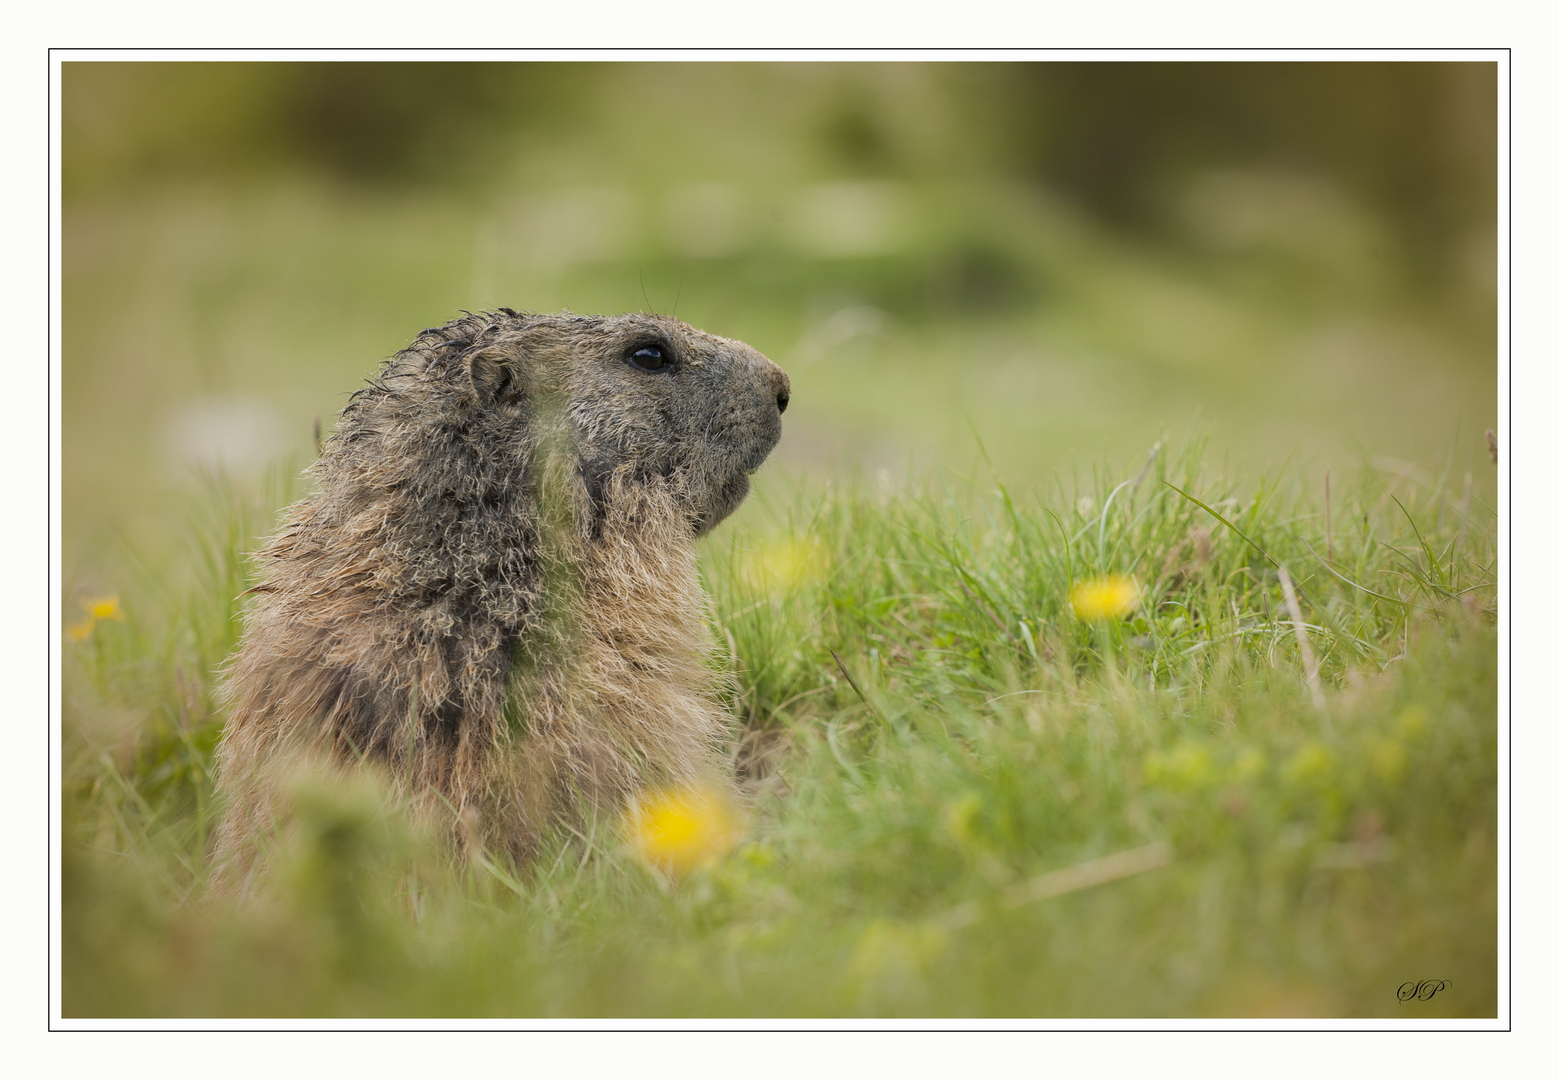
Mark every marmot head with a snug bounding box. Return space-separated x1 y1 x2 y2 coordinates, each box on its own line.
539 311 790 536
332 310 789 546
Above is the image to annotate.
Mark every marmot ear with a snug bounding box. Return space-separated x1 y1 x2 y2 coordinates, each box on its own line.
468 348 526 405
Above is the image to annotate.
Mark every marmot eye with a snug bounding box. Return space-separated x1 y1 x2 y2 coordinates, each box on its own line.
630 346 666 372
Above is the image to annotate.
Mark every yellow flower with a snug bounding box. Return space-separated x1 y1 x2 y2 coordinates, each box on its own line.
626 785 741 877
740 538 825 596
1070 575 1140 622
66 594 124 642
86 595 124 622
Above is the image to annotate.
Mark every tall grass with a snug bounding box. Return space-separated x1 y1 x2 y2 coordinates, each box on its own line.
61 437 1496 1018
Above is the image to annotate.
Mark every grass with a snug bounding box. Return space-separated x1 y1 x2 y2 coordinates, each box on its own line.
60 435 1497 1019
62 175 1494 584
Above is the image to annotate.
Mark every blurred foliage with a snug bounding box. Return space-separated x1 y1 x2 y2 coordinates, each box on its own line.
65 63 592 196
66 62 1493 293
984 63 1494 290
63 62 1498 585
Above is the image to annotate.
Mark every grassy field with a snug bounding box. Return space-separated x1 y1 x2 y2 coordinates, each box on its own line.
61 435 1496 1018
59 63 1499 1021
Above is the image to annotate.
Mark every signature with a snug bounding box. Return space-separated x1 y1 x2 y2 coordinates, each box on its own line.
1397 980 1451 1002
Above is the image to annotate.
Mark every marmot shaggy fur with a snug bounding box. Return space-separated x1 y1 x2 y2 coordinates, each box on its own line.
212 310 790 879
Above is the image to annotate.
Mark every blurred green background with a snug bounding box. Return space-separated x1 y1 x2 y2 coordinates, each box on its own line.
63 60 1497 588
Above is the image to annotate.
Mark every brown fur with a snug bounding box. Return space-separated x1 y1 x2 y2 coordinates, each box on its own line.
212 310 789 884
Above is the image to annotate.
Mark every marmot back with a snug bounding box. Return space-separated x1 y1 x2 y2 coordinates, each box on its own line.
213 310 790 882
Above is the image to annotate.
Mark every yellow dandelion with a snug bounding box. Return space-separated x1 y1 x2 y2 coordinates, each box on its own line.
626 785 741 877
740 537 824 596
85 595 124 622
1070 575 1140 622
67 594 123 642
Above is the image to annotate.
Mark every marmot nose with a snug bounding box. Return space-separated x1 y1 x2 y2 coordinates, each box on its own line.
770 364 791 415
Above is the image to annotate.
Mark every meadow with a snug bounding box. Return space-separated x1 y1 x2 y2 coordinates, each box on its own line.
59 61 1498 1020
62 436 1496 1018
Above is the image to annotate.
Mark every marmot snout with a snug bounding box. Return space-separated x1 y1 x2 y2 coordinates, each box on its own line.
212 310 788 877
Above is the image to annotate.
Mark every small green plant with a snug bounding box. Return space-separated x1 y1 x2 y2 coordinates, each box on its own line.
61 438 1496 1018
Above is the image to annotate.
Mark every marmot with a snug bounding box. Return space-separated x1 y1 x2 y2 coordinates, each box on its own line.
212 310 790 880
